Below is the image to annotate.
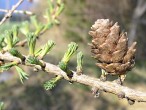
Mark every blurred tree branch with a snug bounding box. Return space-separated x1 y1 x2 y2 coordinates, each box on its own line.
0 0 24 26
129 0 146 45
0 9 34 16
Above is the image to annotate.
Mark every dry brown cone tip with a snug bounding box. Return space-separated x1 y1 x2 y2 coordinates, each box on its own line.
89 19 136 84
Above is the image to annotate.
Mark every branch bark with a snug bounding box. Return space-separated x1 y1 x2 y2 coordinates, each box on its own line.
0 0 24 26
0 52 146 103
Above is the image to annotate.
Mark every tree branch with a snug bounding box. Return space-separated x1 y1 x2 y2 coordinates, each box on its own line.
0 52 146 103
128 0 146 45
0 9 34 16
0 0 24 26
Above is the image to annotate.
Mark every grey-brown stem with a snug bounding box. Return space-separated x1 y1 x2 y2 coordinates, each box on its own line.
0 52 146 103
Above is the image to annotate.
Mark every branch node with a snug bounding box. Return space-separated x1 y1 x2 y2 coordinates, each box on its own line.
127 98 135 105
118 91 125 99
91 87 100 98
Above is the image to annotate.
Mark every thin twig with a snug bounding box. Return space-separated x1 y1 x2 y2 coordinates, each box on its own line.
0 0 24 26
0 52 146 103
0 9 34 16
16 39 27 47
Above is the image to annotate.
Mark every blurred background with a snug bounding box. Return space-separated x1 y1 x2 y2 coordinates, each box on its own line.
0 0 146 110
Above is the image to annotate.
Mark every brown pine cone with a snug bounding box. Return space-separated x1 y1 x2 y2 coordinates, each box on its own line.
89 19 136 76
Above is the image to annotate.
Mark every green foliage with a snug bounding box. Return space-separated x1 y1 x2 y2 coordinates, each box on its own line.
55 1 64 17
20 21 29 35
0 0 82 103
0 61 18 71
35 24 45 36
4 30 19 50
44 75 62 90
26 56 45 67
58 42 78 77
30 16 39 29
0 0 79 92
35 40 55 59
0 102 4 110
47 0 54 15
43 0 62 32
46 0 64 21
12 25 19 38
59 42 78 71
27 33 37 56
77 51 84 74
44 80 56 90
58 61 67 72
61 42 78 64
9 48 25 60
0 35 4 51
15 66 29 84
30 16 45 35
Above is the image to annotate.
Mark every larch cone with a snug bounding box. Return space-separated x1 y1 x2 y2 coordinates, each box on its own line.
89 19 136 76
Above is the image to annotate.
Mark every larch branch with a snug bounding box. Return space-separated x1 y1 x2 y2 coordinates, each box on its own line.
0 52 146 103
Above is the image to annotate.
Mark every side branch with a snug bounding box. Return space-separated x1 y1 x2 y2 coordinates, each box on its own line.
0 0 24 26
0 9 34 16
0 52 146 103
